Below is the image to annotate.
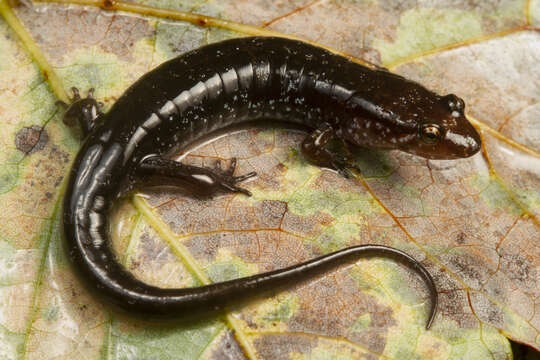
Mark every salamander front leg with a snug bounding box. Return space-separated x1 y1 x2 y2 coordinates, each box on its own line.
137 156 257 196
301 123 359 178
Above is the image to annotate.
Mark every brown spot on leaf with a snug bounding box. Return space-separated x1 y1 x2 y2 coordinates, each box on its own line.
444 252 496 289
15 125 48 155
440 290 478 328
257 200 288 228
289 273 391 353
456 232 466 244
254 333 316 360
101 0 115 10
501 251 537 290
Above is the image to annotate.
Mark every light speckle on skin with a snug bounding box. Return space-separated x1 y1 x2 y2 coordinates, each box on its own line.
192 174 214 185
446 131 476 148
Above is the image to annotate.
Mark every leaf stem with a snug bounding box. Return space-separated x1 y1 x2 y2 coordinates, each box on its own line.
0 0 69 102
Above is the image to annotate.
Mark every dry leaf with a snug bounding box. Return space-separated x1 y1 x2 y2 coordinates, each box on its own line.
0 0 538 359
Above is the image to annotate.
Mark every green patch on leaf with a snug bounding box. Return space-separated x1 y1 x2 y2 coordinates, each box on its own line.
206 250 257 282
395 183 427 214
348 262 390 301
207 262 241 282
477 324 513 359
532 0 540 26
0 324 24 360
154 20 239 61
57 118 83 153
384 261 428 307
136 0 223 16
483 292 537 347
348 257 433 331
108 319 225 360
314 223 361 253
0 165 19 195
348 313 372 333
262 295 298 323
385 323 421 359
23 81 57 127
0 239 17 285
513 187 540 212
374 8 483 65
286 186 381 218
55 47 127 98
469 174 523 215
448 330 502 360
154 21 207 59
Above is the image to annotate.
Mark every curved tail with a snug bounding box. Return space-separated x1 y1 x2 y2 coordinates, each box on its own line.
63 156 438 328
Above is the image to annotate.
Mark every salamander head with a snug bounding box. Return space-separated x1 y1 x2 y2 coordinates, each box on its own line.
401 93 481 159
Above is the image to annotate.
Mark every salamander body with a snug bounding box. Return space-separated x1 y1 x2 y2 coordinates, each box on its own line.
61 37 481 328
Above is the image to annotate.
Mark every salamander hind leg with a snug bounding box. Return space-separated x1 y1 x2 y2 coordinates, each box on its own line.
137 156 257 197
301 123 360 178
57 87 103 136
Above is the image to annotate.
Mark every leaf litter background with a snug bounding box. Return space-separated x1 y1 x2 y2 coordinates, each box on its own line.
0 0 539 358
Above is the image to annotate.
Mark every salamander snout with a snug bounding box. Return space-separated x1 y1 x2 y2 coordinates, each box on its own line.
436 94 481 159
441 121 481 158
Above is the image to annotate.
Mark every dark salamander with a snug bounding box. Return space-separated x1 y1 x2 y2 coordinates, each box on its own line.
61 37 481 329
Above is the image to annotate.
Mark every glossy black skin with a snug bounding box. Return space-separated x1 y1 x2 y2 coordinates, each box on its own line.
62 37 481 329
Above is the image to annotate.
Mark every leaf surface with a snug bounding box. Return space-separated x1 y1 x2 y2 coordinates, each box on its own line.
0 0 538 359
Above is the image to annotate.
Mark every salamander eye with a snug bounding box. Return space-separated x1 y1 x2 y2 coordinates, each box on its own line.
420 124 442 144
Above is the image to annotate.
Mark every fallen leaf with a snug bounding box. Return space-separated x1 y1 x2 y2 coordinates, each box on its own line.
0 0 538 359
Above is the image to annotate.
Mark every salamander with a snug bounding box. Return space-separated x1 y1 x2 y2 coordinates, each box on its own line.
60 36 481 329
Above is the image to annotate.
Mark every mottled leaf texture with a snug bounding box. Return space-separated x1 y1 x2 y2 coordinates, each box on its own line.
0 0 538 359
